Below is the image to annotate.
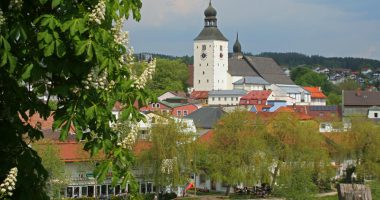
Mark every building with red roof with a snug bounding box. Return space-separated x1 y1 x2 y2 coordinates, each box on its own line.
303 87 327 106
239 90 272 106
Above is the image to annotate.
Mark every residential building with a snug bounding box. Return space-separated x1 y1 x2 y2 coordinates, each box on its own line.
368 106 380 119
342 90 380 118
270 84 311 105
239 90 272 106
303 86 327 106
208 89 247 106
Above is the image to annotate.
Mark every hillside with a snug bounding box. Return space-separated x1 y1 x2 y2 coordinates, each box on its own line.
258 52 380 70
137 52 380 71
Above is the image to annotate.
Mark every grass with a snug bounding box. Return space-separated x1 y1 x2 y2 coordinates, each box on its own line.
368 181 380 200
313 196 338 200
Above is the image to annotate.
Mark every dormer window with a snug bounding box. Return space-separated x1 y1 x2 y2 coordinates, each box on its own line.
202 45 206 50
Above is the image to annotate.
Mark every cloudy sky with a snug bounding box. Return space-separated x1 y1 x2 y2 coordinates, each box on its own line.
126 0 380 60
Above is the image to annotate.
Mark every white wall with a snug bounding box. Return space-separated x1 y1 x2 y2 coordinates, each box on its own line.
368 110 380 119
193 40 229 91
208 95 241 106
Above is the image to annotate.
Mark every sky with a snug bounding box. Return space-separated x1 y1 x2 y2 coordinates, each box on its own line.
126 0 380 60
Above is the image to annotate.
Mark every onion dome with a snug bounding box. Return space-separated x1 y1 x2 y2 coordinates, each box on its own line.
233 33 242 53
204 1 217 18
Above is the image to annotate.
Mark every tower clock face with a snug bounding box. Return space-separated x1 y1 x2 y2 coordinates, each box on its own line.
201 52 207 60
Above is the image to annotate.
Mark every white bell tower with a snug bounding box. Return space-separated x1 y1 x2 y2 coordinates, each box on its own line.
193 1 229 91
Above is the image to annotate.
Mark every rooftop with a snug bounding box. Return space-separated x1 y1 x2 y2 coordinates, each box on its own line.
233 76 270 85
209 89 247 96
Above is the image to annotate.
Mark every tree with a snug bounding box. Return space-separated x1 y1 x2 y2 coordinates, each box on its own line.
146 59 189 96
338 79 361 91
345 119 380 180
264 113 332 197
137 116 196 195
33 140 68 199
0 0 154 198
206 110 268 196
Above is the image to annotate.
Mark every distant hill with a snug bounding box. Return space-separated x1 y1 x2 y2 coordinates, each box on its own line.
136 52 380 70
257 52 380 70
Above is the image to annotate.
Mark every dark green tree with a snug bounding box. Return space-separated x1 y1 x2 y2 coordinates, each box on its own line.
0 0 153 198
146 58 189 96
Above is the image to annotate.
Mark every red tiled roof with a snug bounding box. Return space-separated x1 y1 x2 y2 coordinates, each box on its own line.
198 130 214 143
133 140 152 155
241 90 272 100
303 87 327 99
190 91 209 99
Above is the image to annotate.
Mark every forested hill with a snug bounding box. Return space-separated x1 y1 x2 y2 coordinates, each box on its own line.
136 52 380 70
257 52 380 70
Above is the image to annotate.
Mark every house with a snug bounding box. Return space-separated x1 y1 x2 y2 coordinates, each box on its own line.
208 89 247 106
342 90 380 118
368 106 380 119
158 91 186 101
140 97 199 117
361 67 372 76
270 84 311 105
303 86 327 106
232 76 270 91
239 90 272 106
184 106 225 136
190 91 209 105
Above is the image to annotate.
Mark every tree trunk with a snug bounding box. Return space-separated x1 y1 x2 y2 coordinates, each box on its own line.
271 161 281 190
225 185 231 196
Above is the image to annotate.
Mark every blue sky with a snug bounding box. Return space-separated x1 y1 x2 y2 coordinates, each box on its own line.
127 0 380 60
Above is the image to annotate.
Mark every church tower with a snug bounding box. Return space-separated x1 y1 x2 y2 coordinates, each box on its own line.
193 1 229 91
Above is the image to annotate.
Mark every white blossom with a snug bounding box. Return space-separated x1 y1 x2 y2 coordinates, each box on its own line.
112 19 129 46
132 59 156 89
0 167 18 197
89 0 106 24
0 9 5 26
161 158 177 174
113 122 139 150
8 0 23 10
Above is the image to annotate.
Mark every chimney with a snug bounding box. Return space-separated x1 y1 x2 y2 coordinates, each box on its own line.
356 88 361 97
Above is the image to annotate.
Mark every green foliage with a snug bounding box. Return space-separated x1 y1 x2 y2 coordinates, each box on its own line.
327 93 341 105
137 117 196 191
274 166 318 200
346 119 380 180
0 0 153 198
34 141 67 199
146 59 189 96
259 52 380 70
290 67 338 95
206 110 269 195
337 79 361 91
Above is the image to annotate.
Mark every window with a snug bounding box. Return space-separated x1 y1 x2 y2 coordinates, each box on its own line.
207 79 209 83
199 64 201 66
236 97 238 101
231 97 233 101
177 110 182 116
101 185 107 195
207 63 208 66
115 185 121 195
258 100 262 104
197 45 198 49
218 97 221 101
74 187 80 197
220 45 223 51
198 80 200 84
375 113 379 118
156 103 160 108
88 186 94 197
140 183 146 194
202 45 206 50
147 183 153 193
203 71 205 75
81 187 88 196
184 110 188 116
224 97 227 101
67 187 73 198
212 97 215 101
108 185 114 196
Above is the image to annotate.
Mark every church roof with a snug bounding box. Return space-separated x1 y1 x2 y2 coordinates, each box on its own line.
209 89 247 96
194 27 228 41
228 55 294 85
233 76 270 85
